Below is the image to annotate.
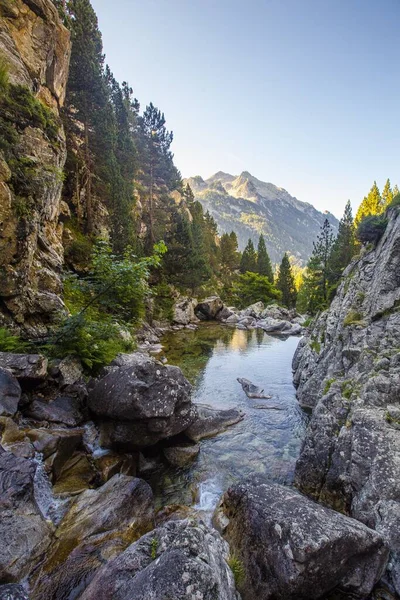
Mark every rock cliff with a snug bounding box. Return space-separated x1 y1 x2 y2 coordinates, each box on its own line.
0 0 70 335
293 205 400 595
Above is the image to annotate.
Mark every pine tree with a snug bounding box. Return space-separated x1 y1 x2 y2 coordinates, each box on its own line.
257 234 273 282
393 184 399 197
182 183 195 206
382 178 393 209
328 200 356 291
277 253 297 308
240 239 257 273
355 181 383 225
220 231 239 271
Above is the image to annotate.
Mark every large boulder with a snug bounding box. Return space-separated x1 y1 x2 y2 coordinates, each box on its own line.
24 395 83 427
0 450 52 582
30 475 154 600
215 479 388 600
0 368 21 417
194 296 224 320
88 354 196 448
173 297 199 325
0 353 48 382
79 519 239 600
185 405 244 442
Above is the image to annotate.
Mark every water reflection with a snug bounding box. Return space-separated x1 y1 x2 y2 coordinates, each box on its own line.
149 324 308 516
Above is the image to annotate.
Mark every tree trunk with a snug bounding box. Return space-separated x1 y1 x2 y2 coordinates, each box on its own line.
84 118 93 234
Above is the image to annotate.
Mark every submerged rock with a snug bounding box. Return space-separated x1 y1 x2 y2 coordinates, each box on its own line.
79 519 239 600
163 443 200 467
185 404 244 442
216 479 388 600
88 353 196 449
237 377 272 399
0 368 21 417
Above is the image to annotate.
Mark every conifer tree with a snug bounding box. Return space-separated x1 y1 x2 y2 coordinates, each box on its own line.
393 184 399 197
220 231 239 271
382 178 393 209
355 181 383 225
277 253 297 308
182 183 195 206
240 239 257 273
328 200 356 289
257 234 274 282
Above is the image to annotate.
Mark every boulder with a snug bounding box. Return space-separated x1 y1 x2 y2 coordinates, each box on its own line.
25 427 83 481
0 368 21 417
215 479 388 600
173 297 199 325
163 443 200 467
237 377 272 399
240 301 264 318
194 296 224 320
0 451 52 582
30 475 154 600
49 357 83 387
216 306 236 321
88 354 196 448
24 395 83 427
0 585 30 600
0 353 47 381
185 405 244 442
79 519 239 600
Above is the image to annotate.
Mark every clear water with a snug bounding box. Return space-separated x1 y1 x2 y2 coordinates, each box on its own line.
146 324 308 519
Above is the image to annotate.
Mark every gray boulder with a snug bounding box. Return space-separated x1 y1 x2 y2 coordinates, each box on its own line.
173 297 199 325
240 301 264 318
24 395 83 426
194 296 224 320
0 585 30 600
79 519 239 600
0 353 47 381
185 404 244 442
215 479 388 600
88 354 196 448
237 377 272 399
0 368 21 417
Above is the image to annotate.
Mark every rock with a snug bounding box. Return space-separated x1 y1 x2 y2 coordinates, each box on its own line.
88 354 196 448
185 404 244 442
0 585 30 600
173 297 199 325
79 519 238 600
24 395 83 426
0 368 21 417
30 475 154 600
237 377 272 399
163 443 200 467
225 313 240 324
240 301 264 318
0 353 48 381
52 451 97 495
25 427 83 481
0 451 52 582
194 296 224 320
95 452 138 482
216 479 388 600
49 357 83 387
216 306 235 321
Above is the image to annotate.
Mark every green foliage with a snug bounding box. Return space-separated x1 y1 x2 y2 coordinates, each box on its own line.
0 327 28 352
355 181 383 226
231 272 281 309
150 538 158 560
240 238 257 274
257 234 273 282
356 215 388 245
323 378 336 394
328 201 356 294
341 380 354 400
343 309 364 327
276 253 297 308
227 555 245 587
151 283 175 322
220 231 239 272
310 338 321 354
0 56 9 93
387 193 400 209
48 314 133 372
382 178 394 210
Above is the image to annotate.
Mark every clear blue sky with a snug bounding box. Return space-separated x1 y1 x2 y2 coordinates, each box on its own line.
90 0 399 218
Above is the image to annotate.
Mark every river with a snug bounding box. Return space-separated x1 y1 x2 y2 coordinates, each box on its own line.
144 324 309 519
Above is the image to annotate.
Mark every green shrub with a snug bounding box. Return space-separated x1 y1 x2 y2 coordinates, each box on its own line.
356 215 387 245
0 327 28 352
342 380 354 400
323 378 335 394
151 283 175 322
230 271 281 309
310 338 321 354
0 56 9 93
227 555 245 587
48 315 134 373
150 538 158 560
343 310 364 327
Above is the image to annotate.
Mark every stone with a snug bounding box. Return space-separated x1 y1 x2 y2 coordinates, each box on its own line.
185 404 244 442
194 296 224 320
236 377 272 399
30 475 154 600
173 297 199 325
25 427 83 481
50 356 83 387
24 395 83 426
216 306 235 321
52 451 97 495
216 479 388 600
79 519 238 600
0 353 48 381
0 451 52 582
240 301 264 318
0 585 30 600
95 452 138 482
0 368 21 417
88 353 196 448
163 443 200 467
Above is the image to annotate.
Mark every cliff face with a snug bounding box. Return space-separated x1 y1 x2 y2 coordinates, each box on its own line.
293 206 400 594
0 0 71 335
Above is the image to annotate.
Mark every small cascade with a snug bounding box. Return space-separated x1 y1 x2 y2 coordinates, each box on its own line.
33 454 70 526
194 476 224 522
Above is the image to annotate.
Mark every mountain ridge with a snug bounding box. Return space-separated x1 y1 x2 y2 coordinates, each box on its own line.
184 171 338 265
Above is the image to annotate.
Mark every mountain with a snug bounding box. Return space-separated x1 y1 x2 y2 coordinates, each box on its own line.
185 171 338 265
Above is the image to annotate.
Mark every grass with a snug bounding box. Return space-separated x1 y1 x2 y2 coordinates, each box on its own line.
341 380 354 400
150 538 158 560
227 555 245 587
310 338 321 354
323 378 336 394
343 309 364 327
0 327 29 352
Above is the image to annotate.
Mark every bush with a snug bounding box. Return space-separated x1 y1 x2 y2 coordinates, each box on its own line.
227 555 245 587
151 283 175 322
356 215 387 245
387 193 400 209
230 272 281 309
0 327 28 352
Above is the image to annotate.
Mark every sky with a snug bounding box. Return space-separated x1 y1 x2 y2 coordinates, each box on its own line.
90 0 400 218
